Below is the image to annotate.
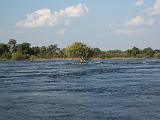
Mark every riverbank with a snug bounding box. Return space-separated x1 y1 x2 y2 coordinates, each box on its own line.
0 57 154 61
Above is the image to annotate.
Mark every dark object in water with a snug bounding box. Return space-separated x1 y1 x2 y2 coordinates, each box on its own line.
75 61 106 64
94 61 105 64
75 61 89 64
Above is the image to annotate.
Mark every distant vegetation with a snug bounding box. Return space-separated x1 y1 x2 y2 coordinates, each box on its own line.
0 39 160 61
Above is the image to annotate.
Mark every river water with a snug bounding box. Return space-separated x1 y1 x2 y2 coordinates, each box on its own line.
0 59 160 120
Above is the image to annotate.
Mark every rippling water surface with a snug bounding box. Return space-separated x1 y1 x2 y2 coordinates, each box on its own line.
0 59 160 120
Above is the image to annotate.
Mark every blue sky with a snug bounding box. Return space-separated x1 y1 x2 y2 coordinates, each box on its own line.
0 0 160 50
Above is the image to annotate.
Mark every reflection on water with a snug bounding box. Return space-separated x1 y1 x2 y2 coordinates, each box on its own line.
0 59 160 120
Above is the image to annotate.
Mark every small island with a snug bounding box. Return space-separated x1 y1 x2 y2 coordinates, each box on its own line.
0 39 160 61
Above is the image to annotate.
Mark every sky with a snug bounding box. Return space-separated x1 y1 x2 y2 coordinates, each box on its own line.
0 0 160 50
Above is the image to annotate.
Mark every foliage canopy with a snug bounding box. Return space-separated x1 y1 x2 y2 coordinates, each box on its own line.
66 42 93 61
0 39 160 61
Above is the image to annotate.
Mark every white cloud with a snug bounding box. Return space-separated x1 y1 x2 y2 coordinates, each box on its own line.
115 28 145 34
126 16 155 26
17 3 88 27
126 16 144 26
135 0 144 6
17 8 54 27
59 3 88 17
150 0 160 16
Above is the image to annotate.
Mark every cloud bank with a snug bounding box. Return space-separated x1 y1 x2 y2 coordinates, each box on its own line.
150 0 160 15
17 3 88 27
115 0 160 35
126 16 155 26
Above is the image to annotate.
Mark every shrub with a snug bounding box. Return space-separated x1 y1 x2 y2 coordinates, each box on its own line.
29 55 37 60
154 53 160 59
12 52 25 60
0 52 11 59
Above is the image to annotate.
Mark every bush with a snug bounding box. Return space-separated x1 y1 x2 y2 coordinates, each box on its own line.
154 53 160 59
12 52 25 60
0 52 11 59
29 55 37 60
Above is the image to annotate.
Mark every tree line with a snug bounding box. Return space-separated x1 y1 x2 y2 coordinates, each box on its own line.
0 39 160 61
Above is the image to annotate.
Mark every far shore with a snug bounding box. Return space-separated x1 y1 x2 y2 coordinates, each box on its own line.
0 57 155 62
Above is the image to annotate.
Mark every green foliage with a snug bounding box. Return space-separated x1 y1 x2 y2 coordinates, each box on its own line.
0 43 9 56
0 52 11 59
142 47 154 58
92 48 101 58
37 46 47 58
31 47 40 56
46 44 60 58
66 42 93 61
12 52 25 61
58 48 67 58
132 47 140 57
154 53 160 58
126 47 140 57
106 50 126 58
8 39 17 53
29 55 37 60
1 39 160 60
17 42 31 55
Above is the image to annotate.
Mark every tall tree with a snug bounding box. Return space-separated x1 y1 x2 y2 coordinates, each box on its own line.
132 47 140 57
0 43 9 55
17 42 31 55
31 47 40 56
143 47 154 58
66 42 92 62
92 48 101 58
8 39 17 53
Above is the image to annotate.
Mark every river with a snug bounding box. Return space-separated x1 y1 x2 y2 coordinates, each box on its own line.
0 59 160 120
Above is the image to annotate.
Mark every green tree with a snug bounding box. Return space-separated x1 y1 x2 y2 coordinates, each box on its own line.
17 42 31 55
58 48 67 58
31 46 40 56
106 50 124 58
47 44 59 53
127 47 140 57
12 52 25 60
154 53 160 58
92 48 101 58
38 46 47 58
8 39 17 53
46 44 60 58
132 47 140 57
66 42 93 62
143 47 154 58
0 52 11 59
0 43 9 56
126 49 132 57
